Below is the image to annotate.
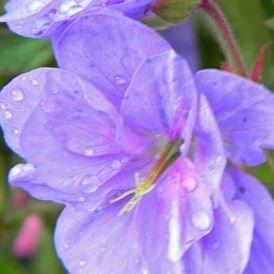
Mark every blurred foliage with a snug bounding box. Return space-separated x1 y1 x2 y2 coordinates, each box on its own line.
0 0 273 273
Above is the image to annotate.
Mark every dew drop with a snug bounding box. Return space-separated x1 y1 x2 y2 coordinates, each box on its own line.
59 0 83 16
79 260 86 266
27 1 45 12
31 79 39 86
0 102 6 110
229 216 237 224
11 89 24 101
9 163 35 180
191 211 211 230
114 75 127 85
80 175 99 193
4 110 12 119
13 128 19 134
183 177 197 192
112 160 122 170
83 148 94 156
78 196 85 202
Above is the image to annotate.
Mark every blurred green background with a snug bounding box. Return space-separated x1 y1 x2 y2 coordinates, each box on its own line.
0 0 273 273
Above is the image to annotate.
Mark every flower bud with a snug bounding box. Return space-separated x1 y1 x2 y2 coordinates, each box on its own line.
152 0 199 24
12 214 43 258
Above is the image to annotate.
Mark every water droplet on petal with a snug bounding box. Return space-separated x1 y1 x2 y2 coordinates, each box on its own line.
78 196 85 202
9 164 35 180
0 102 6 110
4 110 12 119
191 211 211 230
59 0 84 16
11 89 24 101
83 148 94 156
13 128 19 134
27 1 45 12
112 160 122 170
31 79 39 86
79 260 86 266
114 75 127 85
80 175 99 193
229 216 236 224
183 178 197 192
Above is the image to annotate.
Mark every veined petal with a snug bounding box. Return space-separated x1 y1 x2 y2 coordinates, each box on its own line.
0 68 48 155
137 157 213 272
55 201 183 274
0 0 153 38
55 156 213 274
0 68 149 204
55 204 147 274
53 10 170 107
227 166 274 274
121 50 197 145
195 69 274 166
193 94 226 197
201 198 254 274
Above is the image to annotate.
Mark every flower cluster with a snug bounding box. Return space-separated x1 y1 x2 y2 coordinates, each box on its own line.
0 1 273 274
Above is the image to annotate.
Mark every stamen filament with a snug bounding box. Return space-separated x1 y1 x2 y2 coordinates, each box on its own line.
111 139 183 215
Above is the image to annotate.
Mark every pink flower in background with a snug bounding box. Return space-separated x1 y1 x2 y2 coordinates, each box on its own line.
12 214 43 258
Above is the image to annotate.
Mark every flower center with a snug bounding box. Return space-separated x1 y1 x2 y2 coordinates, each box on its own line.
110 139 183 215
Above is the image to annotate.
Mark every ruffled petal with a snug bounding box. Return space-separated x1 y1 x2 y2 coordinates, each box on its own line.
0 0 103 38
0 68 149 205
55 201 183 274
195 69 274 166
53 10 170 107
0 68 145 158
9 163 80 205
201 199 254 274
55 204 147 274
0 68 49 155
227 167 274 274
193 94 226 198
0 0 152 38
55 157 213 274
136 157 213 273
121 50 197 145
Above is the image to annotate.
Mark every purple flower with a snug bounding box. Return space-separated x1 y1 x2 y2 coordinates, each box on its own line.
0 11 273 274
0 0 153 38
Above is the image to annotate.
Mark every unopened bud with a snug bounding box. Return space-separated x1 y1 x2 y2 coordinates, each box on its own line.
12 214 43 258
152 0 199 24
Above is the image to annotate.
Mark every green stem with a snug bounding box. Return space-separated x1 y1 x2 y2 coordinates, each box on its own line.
199 0 248 76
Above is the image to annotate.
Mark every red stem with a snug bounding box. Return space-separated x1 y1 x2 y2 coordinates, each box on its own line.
199 0 248 76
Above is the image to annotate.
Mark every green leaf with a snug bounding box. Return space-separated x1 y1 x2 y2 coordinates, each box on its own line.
31 228 65 274
0 31 52 79
0 247 26 274
215 0 274 88
153 0 199 24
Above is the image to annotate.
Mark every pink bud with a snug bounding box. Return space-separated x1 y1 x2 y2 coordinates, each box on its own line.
12 214 43 258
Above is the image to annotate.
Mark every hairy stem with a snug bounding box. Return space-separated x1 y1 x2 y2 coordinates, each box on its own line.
199 0 248 76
